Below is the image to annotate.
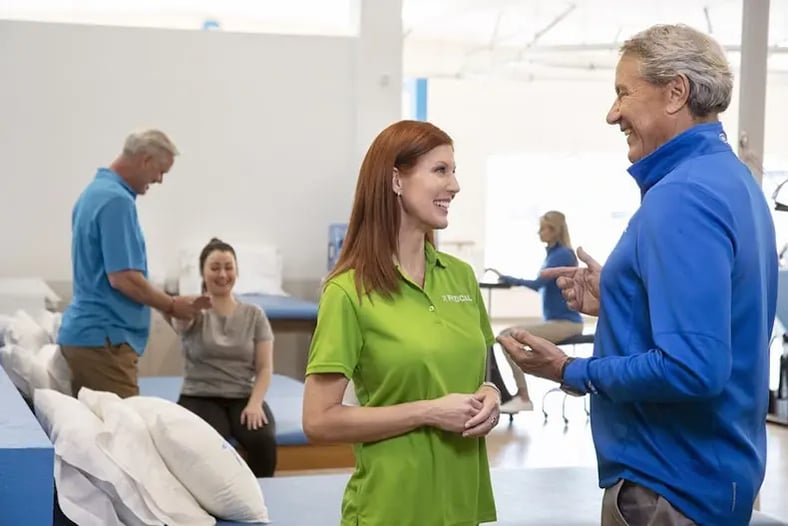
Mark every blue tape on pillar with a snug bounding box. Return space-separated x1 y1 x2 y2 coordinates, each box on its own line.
414 78 428 121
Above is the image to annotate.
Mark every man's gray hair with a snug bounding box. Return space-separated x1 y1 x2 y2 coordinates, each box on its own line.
122 129 179 159
621 24 733 117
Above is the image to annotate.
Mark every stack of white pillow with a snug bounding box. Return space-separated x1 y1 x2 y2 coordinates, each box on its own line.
0 309 71 397
0 310 270 525
35 387 270 525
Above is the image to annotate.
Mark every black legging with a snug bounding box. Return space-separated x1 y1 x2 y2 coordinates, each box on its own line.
177 394 277 477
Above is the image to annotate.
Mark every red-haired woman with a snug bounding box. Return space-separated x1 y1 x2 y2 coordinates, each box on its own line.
302 120 499 526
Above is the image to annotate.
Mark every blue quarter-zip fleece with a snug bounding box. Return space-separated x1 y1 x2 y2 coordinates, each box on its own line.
563 122 777 525
501 245 582 323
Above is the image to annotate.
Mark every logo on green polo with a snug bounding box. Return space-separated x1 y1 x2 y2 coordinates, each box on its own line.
442 294 472 303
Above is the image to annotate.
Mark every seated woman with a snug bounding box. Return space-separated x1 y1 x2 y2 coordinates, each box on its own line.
170 237 277 477
497 211 584 414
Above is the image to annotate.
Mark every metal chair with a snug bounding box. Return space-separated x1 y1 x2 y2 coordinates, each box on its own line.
541 332 595 424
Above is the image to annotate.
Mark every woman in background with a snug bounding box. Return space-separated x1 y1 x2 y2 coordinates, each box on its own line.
302 120 499 526
170 237 277 477
497 211 584 414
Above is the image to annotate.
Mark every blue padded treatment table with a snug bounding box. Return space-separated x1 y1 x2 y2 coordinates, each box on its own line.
215 467 787 526
138 374 307 446
237 293 318 321
0 365 54 525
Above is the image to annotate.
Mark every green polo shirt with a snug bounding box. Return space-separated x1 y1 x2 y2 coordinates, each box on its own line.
306 242 497 526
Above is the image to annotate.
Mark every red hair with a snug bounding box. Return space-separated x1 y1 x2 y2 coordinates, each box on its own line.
327 120 453 300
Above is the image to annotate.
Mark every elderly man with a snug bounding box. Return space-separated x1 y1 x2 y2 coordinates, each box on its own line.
58 129 209 398
498 24 777 526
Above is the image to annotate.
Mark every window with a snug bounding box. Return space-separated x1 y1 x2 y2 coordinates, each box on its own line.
486 152 788 391
484 151 640 276
759 159 788 392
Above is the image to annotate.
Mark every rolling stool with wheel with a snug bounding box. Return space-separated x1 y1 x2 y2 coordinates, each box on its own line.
541 332 595 424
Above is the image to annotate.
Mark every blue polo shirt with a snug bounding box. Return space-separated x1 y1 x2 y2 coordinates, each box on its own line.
58 168 151 355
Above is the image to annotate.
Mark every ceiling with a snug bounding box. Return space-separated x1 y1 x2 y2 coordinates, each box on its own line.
402 0 780 47
402 0 788 79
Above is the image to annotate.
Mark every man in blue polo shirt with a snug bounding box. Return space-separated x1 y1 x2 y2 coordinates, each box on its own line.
58 129 209 398
498 24 777 526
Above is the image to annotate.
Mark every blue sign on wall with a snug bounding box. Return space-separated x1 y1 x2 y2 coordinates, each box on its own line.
328 223 348 271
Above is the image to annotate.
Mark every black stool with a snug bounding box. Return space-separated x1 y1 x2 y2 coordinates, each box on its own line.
541 332 595 424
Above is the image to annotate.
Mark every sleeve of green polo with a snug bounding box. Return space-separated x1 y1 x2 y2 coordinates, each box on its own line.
472 271 495 348
306 281 363 379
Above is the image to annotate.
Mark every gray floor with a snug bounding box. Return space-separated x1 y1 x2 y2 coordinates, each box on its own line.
215 467 787 526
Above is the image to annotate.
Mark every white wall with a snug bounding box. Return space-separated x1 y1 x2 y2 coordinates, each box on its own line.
429 73 788 319
0 20 360 285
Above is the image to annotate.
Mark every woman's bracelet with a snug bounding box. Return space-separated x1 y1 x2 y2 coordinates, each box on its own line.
481 381 501 398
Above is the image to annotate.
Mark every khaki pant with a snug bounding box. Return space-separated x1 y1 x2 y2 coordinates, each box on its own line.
602 479 695 526
60 340 140 399
500 320 583 391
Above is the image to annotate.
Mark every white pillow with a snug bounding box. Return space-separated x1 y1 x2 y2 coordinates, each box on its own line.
80 389 216 526
0 343 33 396
44 344 71 394
78 386 121 419
27 344 71 395
1 343 71 399
236 244 285 296
33 389 162 526
28 348 51 393
0 310 64 397
5 310 51 350
33 309 61 343
55 457 123 526
52 311 62 341
124 395 270 523
0 313 11 345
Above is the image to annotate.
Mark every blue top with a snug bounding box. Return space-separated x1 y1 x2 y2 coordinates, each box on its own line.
501 244 582 323
563 122 778 525
58 168 151 355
